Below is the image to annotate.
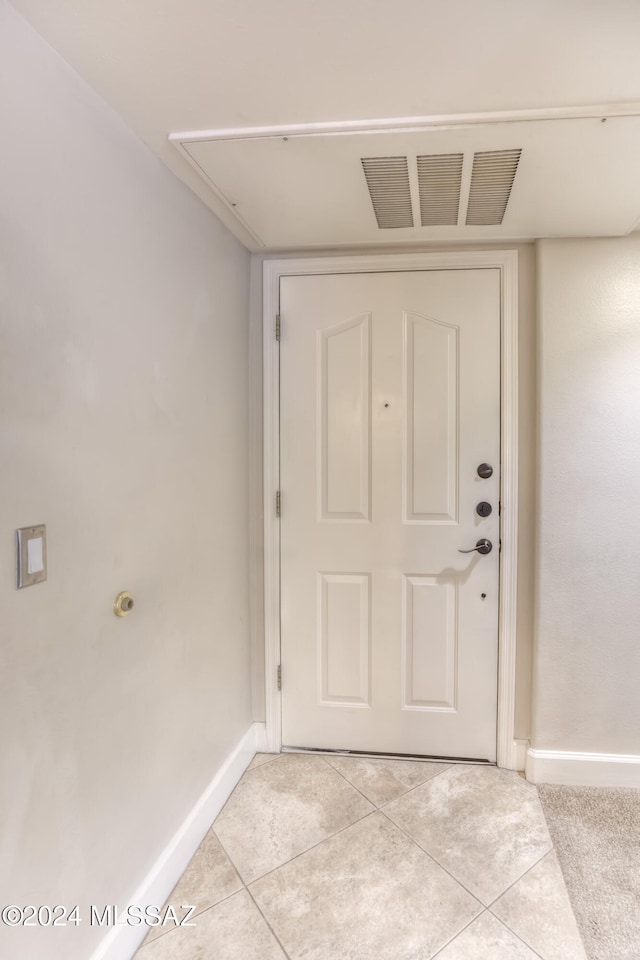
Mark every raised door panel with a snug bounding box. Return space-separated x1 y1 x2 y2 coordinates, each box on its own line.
318 314 371 521
402 575 458 711
404 313 459 523
318 573 370 706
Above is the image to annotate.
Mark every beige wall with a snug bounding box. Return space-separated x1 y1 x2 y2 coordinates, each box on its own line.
533 236 640 754
0 5 252 958
250 244 537 745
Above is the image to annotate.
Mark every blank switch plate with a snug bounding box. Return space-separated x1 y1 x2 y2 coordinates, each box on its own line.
17 524 47 588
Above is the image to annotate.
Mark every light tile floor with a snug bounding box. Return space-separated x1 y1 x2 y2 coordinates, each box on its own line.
135 753 587 960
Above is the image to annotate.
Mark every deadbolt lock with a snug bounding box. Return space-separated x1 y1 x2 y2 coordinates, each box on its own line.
477 463 493 479
476 501 492 517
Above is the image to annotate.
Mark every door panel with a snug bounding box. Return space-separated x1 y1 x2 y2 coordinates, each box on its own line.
403 574 457 711
319 573 370 706
280 269 500 760
319 313 371 520
404 313 458 522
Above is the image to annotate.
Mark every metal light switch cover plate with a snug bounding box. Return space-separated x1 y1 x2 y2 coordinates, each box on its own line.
17 524 47 588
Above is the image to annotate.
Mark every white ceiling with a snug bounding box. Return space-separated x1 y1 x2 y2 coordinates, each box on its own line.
10 0 640 250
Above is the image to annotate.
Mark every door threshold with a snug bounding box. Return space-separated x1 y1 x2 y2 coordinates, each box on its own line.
281 745 495 765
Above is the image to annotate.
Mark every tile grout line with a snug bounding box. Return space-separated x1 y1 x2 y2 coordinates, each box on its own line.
485 844 585 960
321 755 387 808
244 884 294 960
485 844 554 910
246 753 283 773
376 760 542 814
247 756 376 877
377 803 487 907
324 755 454 809
492 917 547 960
427 908 490 960
428 908 547 960
140 753 370 952
240 755 398 957
213 826 254 886
135 832 248 950
379 801 554 922
213 754 377 885
140 886 297 960
135 887 248 954
370 761 456 810
377 767 556 909
214 750 293 821
245 808 379 886
376 796 556 960
318 760 488 908
211 753 290 882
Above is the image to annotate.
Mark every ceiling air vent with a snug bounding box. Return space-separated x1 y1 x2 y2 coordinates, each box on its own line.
361 156 414 228
465 149 522 225
417 153 463 225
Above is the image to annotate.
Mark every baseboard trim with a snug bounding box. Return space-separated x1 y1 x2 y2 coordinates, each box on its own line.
89 722 260 960
526 747 640 787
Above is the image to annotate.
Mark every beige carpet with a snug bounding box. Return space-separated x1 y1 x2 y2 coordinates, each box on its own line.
538 784 640 960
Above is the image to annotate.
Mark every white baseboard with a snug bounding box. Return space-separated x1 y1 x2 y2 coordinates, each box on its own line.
526 747 640 787
89 722 261 960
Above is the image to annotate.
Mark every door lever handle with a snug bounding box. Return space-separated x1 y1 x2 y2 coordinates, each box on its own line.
458 538 493 556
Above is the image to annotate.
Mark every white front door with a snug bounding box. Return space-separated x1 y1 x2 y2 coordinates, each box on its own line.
279 269 501 761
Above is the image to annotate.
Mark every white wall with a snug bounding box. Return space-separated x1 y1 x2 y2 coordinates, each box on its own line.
250 244 537 744
0 4 252 958
533 236 640 756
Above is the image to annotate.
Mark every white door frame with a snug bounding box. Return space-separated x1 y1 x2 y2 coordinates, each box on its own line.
263 250 520 768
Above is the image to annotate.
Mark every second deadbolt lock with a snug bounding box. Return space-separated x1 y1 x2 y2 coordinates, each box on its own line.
477 463 493 479
476 501 493 517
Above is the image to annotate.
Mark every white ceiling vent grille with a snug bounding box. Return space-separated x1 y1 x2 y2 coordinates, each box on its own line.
417 153 463 225
465 148 522 225
361 156 414 228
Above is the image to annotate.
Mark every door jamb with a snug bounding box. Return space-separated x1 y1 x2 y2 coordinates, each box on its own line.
263 250 519 768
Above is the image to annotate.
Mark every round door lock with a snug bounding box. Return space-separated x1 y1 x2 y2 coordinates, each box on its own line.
476 501 492 518
114 591 134 617
477 463 494 479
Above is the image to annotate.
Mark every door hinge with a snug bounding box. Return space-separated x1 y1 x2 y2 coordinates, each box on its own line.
276 491 281 517
277 665 282 690
275 314 281 341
